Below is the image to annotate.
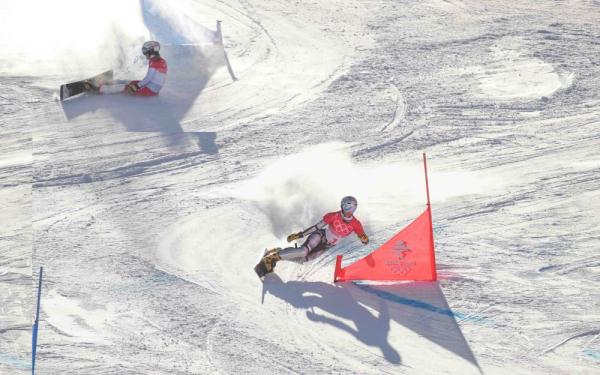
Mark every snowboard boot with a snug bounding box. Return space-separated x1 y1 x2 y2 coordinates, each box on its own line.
83 80 100 93
254 248 281 278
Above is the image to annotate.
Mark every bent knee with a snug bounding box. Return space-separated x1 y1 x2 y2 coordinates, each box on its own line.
278 246 308 260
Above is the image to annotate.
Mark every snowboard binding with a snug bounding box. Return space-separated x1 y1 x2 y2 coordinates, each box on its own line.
254 248 281 278
59 70 113 101
83 80 100 93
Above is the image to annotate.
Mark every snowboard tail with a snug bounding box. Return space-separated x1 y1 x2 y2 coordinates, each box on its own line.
254 248 281 279
254 262 270 279
60 70 113 101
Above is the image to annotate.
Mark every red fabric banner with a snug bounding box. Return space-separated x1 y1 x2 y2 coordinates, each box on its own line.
335 208 436 282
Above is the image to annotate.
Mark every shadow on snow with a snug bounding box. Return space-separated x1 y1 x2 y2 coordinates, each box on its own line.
263 275 481 371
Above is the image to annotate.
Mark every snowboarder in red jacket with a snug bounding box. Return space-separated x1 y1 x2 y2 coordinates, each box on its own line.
255 196 369 278
84 41 167 96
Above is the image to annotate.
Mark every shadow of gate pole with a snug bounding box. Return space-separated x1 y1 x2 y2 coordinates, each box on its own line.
264 275 482 372
349 281 483 373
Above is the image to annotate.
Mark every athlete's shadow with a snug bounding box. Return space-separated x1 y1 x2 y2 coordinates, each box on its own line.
264 275 482 372
263 274 402 364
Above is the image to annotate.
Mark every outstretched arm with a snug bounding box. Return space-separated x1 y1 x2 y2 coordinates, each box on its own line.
352 220 369 244
287 220 326 242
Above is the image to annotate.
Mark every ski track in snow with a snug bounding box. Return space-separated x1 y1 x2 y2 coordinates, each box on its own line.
1 0 600 374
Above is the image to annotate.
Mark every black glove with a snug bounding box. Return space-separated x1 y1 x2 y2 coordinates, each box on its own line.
287 232 303 242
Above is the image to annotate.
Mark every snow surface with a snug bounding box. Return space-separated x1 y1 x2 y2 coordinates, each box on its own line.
1 0 600 374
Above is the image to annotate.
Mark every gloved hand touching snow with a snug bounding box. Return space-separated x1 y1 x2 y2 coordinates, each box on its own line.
126 81 140 94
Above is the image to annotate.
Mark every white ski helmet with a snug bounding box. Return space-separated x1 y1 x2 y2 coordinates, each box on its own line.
340 196 358 219
142 41 160 57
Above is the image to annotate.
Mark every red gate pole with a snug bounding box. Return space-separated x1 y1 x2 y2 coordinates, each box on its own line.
423 153 437 280
333 255 344 283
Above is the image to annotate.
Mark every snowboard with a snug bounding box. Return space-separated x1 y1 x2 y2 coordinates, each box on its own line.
59 70 113 101
254 248 280 279
254 261 270 279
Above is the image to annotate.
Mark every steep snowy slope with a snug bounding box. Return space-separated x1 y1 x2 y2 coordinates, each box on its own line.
1 0 599 374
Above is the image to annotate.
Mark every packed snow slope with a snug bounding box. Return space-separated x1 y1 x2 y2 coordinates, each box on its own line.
1 0 599 374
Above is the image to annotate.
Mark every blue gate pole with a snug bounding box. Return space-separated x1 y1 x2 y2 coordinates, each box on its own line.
32 267 43 375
